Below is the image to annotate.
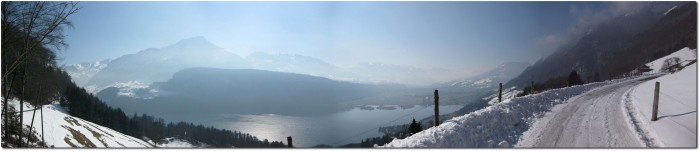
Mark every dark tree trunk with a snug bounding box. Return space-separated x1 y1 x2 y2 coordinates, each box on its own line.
3 75 15 143
27 107 36 146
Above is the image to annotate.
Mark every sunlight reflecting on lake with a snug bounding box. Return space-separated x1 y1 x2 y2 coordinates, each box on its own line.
208 105 462 147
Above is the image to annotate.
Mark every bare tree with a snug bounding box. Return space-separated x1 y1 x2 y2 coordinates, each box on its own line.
661 57 681 72
1 1 80 147
2 1 80 79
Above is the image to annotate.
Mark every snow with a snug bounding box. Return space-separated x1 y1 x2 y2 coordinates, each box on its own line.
516 76 655 147
152 137 198 148
3 99 154 148
61 59 110 87
111 80 157 99
382 47 696 148
645 47 696 73
483 86 522 105
449 77 498 89
624 63 696 147
379 77 630 147
471 78 492 87
86 80 165 99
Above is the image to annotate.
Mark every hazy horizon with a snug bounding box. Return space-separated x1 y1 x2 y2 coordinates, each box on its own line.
58 1 649 82
2 1 695 148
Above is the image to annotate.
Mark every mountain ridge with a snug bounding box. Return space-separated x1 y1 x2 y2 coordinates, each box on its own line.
506 2 692 88
85 37 250 90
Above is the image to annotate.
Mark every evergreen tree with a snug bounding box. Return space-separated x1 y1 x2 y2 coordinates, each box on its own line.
568 70 583 86
407 118 423 136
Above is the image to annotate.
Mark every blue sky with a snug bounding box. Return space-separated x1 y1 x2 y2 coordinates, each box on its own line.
60 1 610 73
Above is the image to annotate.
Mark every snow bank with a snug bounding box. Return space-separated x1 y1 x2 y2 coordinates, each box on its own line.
625 63 696 147
4 99 153 148
380 78 630 148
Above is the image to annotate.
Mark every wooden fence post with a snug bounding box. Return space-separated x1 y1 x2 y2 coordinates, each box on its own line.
41 107 45 146
498 83 502 102
287 136 293 148
652 82 660 121
434 90 440 127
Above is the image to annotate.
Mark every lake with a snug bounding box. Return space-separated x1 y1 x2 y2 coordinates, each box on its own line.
201 105 463 147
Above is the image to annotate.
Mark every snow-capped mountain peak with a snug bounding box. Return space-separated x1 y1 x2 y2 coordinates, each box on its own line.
61 59 112 87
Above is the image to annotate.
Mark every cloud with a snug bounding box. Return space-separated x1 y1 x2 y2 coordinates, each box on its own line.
534 2 652 56
535 34 567 53
609 1 650 16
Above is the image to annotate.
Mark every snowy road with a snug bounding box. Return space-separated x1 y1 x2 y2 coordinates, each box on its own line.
531 77 658 147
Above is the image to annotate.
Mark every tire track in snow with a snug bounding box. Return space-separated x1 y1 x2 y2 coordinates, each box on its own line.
532 78 651 147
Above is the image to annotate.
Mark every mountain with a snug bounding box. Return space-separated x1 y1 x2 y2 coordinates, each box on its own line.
60 59 111 87
345 62 454 85
444 62 530 90
67 38 455 94
63 37 464 90
96 68 404 117
507 2 692 88
85 37 250 91
245 52 345 80
246 52 458 86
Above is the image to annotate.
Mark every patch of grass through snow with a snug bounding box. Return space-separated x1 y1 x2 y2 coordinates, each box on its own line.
62 125 96 147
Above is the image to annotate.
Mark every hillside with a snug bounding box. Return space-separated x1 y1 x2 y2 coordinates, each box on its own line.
3 98 204 148
643 47 696 73
601 2 697 78
507 2 692 88
623 55 696 147
3 99 153 148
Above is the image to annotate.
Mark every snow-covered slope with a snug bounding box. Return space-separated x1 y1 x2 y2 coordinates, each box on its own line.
482 87 523 105
4 99 153 148
644 47 696 73
379 77 634 147
624 63 696 147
